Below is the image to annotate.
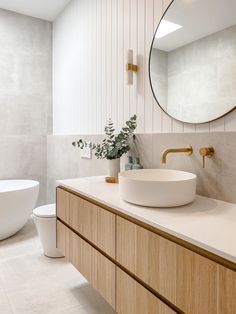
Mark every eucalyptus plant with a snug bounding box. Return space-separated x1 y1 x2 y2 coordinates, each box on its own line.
72 115 137 160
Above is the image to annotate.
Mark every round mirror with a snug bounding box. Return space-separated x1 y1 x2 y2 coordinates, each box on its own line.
149 0 236 124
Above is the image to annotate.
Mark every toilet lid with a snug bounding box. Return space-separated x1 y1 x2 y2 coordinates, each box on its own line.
33 204 56 218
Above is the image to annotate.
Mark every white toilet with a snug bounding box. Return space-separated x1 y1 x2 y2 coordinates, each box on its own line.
33 204 64 258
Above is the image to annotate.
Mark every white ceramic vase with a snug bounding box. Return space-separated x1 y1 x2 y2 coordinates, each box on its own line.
108 158 120 178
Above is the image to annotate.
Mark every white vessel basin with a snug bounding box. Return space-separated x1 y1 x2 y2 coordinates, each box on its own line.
119 169 197 207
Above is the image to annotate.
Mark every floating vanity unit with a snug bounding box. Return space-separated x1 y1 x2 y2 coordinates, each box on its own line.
56 177 236 314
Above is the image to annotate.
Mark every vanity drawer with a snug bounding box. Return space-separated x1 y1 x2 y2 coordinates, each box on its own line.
116 216 219 314
56 218 69 257
218 266 236 314
56 220 116 309
56 187 115 258
116 267 177 314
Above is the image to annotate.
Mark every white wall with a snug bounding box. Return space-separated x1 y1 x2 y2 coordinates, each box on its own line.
53 0 236 134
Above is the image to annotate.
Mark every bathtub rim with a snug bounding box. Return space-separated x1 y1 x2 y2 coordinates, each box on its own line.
0 180 39 193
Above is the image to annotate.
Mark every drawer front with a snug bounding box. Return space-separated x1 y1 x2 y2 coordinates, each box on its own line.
57 187 70 222
116 216 219 314
56 219 68 257
56 187 115 258
116 267 176 314
218 266 236 314
116 216 177 304
57 220 116 309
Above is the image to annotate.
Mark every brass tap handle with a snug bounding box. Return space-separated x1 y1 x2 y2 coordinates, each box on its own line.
199 146 215 168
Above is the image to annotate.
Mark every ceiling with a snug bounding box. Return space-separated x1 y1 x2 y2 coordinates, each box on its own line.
154 0 236 52
0 0 71 21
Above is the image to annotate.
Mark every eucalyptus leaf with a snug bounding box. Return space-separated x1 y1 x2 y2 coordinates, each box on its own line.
72 115 137 160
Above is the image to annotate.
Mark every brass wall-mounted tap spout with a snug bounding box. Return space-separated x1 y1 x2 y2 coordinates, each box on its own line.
161 146 193 164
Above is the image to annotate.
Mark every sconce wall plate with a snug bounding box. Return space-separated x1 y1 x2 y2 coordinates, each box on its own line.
126 63 138 72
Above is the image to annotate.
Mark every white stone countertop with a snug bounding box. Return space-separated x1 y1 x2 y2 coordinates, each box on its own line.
57 176 236 264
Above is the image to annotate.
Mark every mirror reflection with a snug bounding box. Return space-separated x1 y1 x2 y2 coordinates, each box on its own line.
150 0 236 124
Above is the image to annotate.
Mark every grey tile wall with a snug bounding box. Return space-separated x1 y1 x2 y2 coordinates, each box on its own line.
47 135 107 203
0 9 52 204
0 135 47 204
47 132 236 204
128 132 236 204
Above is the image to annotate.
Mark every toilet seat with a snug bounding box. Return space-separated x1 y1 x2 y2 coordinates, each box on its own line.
33 204 55 218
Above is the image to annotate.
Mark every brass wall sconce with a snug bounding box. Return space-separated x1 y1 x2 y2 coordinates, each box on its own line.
199 146 215 168
126 49 138 85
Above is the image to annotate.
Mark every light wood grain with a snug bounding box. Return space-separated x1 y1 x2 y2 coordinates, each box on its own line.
116 214 136 273
71 228 115 308
57 189 236 313
116 267 176 314
70 225 93 281
57 187 115 258
116 216 176 304
90 200 116 258
116 216 230 314
176 246 218 314
92 249 116 309
56 220 69 257
56 188 70 222
60 186 236 272
69 192 87 236
59 223 116 309
218 266 236 314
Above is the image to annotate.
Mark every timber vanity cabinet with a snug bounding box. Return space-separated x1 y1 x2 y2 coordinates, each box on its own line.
56 185 236 314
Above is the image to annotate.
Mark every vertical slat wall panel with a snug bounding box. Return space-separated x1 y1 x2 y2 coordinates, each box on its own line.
184 123 196 133
91 0 97 134
96 0 102 133
172 120 184 133
117 0 124 131
144 0 154 133
76 0 81 133
101 0 107 130
80 0 86 133
225 110 236 131
130 0 138 118
196 123 210 133
83 0 88 133
136 0 145 133
106 0 112 120
111 0 118 130
210 118 225 132
87 0 92 134
123 0 131 123
53 0 236 135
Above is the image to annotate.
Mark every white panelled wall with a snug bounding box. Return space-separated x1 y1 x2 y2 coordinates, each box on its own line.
53 0 236 134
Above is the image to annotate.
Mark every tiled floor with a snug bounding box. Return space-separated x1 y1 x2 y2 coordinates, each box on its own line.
0 218 115 314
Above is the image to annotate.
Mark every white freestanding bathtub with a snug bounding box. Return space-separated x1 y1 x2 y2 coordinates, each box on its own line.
0 180 39 240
